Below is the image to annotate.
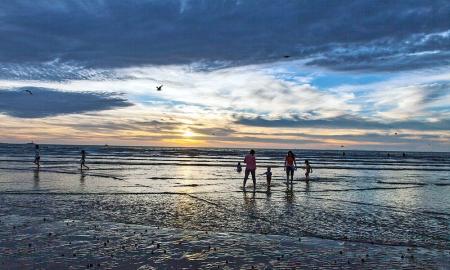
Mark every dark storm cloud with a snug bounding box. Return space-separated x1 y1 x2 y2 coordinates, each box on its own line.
234 115 450 131
0 0 448 71
0 87 132 118
0 62 115 81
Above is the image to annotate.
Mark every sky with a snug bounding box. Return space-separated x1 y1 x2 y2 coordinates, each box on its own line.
0 0 449 151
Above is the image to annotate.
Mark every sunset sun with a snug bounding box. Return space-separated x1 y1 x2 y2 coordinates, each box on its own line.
182 131 194 138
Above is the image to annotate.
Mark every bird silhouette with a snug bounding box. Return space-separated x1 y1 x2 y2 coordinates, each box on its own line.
156 85 163 91
24 90 33 95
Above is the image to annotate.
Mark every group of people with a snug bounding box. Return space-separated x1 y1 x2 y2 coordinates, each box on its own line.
33 144 89 170
237 149 313 189
32 145 312 188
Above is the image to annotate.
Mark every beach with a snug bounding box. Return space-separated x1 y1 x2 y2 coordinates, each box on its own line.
0 144 449 269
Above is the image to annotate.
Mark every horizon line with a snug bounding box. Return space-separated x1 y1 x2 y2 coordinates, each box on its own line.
0 142 448 154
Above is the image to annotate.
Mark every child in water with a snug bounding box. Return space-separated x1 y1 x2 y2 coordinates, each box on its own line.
304 160 313 181
262 167 272 188
236 162 242 173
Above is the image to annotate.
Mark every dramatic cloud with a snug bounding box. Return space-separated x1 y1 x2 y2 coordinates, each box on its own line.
234 115 450 131
0 87 132 118
0 0 448 71
0 61 115 81
0 0 448 150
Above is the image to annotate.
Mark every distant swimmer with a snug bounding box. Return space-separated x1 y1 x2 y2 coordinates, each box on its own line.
24 89 33 95
80 150 90 170
33 144 40 169
236 162 242 173
262 167 272 189
243 149 256 189
284 151 297 185
156 85 163 91
343 151 346 156
402 152 406 157
304 160 313 181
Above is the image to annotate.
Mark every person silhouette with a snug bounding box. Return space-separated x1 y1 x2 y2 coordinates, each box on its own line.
33 145 40 169
236 162 242 173
262 167 272 190
284 151 297 184
243 149 256 189
80 150 90 171
304 160 313 182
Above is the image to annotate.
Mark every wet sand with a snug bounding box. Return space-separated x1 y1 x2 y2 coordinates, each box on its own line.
1 214 449 269
1 185 449 269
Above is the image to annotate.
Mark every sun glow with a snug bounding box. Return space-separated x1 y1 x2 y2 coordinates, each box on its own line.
183 131 195 138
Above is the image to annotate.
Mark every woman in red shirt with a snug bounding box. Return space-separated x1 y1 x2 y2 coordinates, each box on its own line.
284 151 297 184
243 149 256 189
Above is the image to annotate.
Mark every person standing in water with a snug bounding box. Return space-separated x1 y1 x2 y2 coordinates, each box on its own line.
80 150 90 170
243 149 256 189
284 151 297 184
262 167 272 190
236 162 242 173
304 160 313 181
33 144 40 169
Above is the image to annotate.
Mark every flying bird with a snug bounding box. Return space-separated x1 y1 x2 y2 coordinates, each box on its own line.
394 132 398 135
24 90 33 95
156 85 163 91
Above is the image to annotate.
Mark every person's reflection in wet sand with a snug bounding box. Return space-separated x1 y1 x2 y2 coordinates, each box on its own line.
305 180 311 194
285 185 294 204
33 168 40 190
80 171 86 189
243 189 257 218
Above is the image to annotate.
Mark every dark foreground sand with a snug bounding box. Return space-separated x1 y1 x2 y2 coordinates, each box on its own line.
0 216 449 269
1 214 449 269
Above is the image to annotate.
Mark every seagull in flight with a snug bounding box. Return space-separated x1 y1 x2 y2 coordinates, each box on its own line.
156 85 163 91
24 89 33 95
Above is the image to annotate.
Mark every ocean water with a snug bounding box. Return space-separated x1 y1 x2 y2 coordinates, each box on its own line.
0 143 449 268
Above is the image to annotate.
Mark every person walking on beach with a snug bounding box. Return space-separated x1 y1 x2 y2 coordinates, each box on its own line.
284 151 297 184
243 149 256 189
304 160 313 182
33 144 40 169
80 150 90 170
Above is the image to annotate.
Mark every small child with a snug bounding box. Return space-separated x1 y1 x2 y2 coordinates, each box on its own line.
262 167 272 187
236 161 242 173
304 160 313 181
80 150 90 170
33 144 40 169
